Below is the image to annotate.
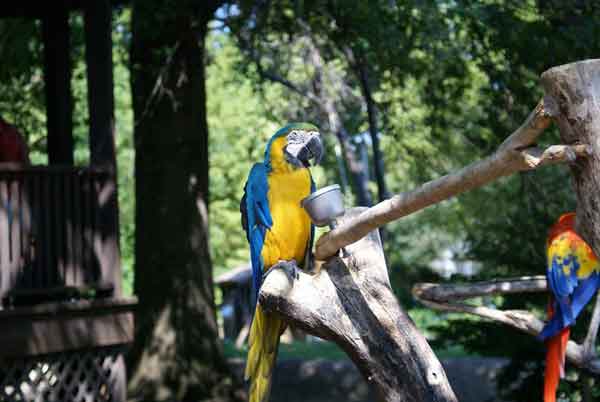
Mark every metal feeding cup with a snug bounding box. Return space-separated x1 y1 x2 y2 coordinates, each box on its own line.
301 184 345 229
301 184 348 257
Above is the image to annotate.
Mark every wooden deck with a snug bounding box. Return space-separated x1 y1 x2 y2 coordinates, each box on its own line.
0 164 117 304
0 164 135 356
0 297 136 357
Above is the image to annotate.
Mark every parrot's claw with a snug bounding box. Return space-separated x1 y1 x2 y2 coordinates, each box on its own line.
263 260 299 282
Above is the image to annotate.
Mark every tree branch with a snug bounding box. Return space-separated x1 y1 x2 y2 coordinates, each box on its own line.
519 144 592 170
315 99 562 260
583 293 600 357
412 275 548 301
412 278 600 375
259 208 458 402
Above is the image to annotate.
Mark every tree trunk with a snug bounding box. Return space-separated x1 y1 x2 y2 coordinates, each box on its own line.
306 39 373 207
128 1 241 401
260 208 457 402
540 59 600 256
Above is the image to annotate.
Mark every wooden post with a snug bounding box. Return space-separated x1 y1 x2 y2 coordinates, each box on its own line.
260 208 457 402
84 0 121 296
42 4 73 165
84 0 117 169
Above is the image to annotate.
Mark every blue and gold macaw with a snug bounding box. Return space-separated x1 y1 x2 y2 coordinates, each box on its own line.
540 212 600 402
240 123 323 402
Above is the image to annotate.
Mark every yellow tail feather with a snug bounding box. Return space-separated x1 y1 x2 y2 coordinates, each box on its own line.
245 305 284 402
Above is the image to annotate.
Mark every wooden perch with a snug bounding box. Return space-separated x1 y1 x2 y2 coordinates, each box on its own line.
412 278 600 375
260 208 458 402
315 100 556 260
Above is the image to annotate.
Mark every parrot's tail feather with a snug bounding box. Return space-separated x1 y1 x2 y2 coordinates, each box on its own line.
245 305 284 402
544 326 570 402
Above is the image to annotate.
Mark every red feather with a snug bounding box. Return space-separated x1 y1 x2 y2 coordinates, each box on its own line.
544 302 569 402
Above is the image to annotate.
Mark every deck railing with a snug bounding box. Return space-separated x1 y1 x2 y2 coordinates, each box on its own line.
0 164 115 306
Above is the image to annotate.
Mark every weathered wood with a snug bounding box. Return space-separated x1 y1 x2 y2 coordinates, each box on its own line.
0 297 137 357
413 275 548 302
314 100 561 259
412 278 600 375
541 60 600 257
260 208 457 402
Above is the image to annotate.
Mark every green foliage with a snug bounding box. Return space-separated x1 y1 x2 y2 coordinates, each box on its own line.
113 9 136 296
223 339 348 361
0 18 46 163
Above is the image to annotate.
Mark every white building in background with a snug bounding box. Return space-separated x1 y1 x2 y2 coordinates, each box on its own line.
430 247 481 279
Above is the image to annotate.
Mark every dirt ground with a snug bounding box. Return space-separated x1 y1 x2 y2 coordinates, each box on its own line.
229 356 509 402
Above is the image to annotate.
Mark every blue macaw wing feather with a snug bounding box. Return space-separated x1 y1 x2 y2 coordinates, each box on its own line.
548 254 579 324
571 273 600 318
540 253 598 340
240 163 272 300
548 255 578 299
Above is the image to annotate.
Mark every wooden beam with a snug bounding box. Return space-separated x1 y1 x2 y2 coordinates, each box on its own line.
84 0 116 168
42 3 74 165
84 0 122 296
0 297 137 357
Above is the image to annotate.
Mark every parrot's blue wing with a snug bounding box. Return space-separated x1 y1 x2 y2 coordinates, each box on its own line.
540 253 596 340
571 273 600 318
240 163 272 300
549 254 579 325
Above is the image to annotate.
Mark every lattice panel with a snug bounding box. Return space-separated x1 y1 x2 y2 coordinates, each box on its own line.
0 347 124 402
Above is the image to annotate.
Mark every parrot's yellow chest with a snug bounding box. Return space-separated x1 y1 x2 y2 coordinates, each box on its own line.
261 168 312 269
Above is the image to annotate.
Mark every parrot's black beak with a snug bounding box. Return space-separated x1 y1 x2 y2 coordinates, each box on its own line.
285 131 323 168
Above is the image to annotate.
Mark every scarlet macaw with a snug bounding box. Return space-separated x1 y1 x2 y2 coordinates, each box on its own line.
540 212 600 402
240 123 323 402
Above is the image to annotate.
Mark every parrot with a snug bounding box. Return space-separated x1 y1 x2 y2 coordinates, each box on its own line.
240 122 323 402
539 212 600 402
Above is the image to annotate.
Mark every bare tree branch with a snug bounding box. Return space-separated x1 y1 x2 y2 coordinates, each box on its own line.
412 279 600 375
315 100 558 260
413 275 548 301
519 144 592 170
583 294 600 358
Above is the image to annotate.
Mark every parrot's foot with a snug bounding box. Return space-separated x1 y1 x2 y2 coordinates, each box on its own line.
263 260 299 282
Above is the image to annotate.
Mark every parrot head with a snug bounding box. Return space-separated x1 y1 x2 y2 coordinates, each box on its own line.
265 122 323 170
548 212 576 243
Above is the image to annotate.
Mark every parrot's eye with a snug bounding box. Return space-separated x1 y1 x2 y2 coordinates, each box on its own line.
287 130 302 143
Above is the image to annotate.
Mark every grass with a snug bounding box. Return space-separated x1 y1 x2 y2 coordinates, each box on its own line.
224 338 348 360
223 338 471 361
221 307 480 361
